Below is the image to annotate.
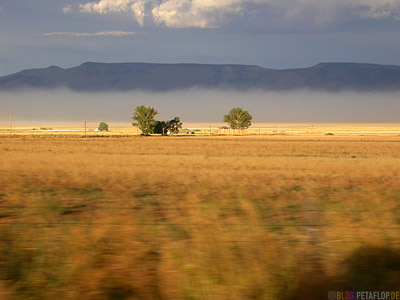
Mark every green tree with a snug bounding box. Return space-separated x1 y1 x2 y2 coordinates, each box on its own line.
98 122 109 131
154 117 182 135
132 106 158 135
154 121 167 134
223 107 252 129
167 117 182 134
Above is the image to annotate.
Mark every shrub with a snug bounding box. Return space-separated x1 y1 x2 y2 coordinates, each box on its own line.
98 122 109 131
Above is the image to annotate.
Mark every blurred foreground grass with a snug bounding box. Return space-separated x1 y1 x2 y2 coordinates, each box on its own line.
1 135 400 299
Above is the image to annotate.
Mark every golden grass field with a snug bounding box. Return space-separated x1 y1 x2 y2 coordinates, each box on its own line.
1 125 400 299
1 122 400 137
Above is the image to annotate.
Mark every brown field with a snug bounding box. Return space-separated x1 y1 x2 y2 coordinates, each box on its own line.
1 128 400 299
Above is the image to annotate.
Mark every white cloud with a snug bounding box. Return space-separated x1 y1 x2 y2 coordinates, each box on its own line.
0 6 3 12
63 5 72 13
76 0 400 28
78 0 256 28
130 1 148 26
80 0 133 14
41 31 136 37
151 0 247 28
359 0 400 19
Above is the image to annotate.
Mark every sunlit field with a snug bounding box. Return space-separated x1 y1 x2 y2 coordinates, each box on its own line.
1 126 400 299
1 123 400 136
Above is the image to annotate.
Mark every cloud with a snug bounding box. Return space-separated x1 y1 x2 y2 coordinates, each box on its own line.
76 0 400 29
63 5 72 13
79 0 133 14
79 0 251 28
151 0 248 28
0 6 3 12
359 0 400 20
41 31 136 37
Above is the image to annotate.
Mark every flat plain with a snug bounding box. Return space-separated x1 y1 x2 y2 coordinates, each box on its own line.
1 125 400 299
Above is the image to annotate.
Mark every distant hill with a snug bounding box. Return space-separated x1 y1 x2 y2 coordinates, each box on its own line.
1 62 400 91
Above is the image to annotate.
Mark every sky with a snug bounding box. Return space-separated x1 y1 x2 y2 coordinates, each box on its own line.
1 0 400 76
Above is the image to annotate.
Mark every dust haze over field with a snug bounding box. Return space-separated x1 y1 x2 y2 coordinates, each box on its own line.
1 89 400 125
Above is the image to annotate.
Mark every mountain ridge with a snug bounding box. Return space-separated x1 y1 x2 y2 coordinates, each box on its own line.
1 62 400 91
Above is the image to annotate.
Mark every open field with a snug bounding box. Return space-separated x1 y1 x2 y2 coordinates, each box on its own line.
1 130 400 299
1 123 400 137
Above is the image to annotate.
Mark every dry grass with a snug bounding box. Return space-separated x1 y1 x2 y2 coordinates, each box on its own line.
1 123 400 137
1 133 400 299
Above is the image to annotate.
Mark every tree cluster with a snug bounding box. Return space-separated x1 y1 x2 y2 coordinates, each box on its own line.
154 117 182 134
132 105 252 135
132 105 182 135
